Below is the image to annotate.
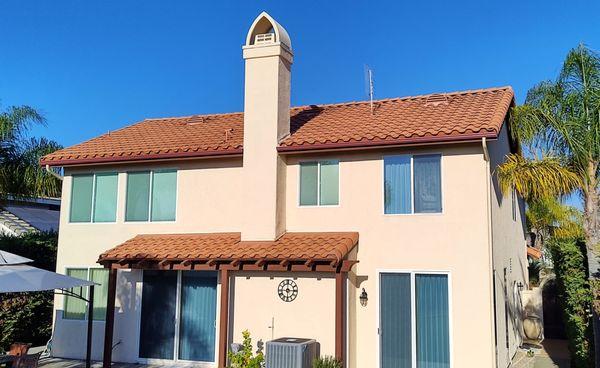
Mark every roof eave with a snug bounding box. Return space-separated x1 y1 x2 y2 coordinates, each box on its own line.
277 131 499 154
40 148 244 168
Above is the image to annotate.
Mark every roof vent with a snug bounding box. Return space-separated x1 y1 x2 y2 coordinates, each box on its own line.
425 94 449 106
254 32 275 45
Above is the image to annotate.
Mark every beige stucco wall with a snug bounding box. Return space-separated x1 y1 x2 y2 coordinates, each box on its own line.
52 157 242 362
230 272 336 356
51 139 525 368
487 125 529 368
284 143 495 368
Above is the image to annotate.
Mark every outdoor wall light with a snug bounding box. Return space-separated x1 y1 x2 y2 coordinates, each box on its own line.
359 288 368 307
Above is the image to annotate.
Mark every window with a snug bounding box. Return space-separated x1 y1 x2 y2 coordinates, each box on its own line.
70 173 118 223
299 161 339 206
384 154 441 214
63 267 109 321
380 272 450 368
126 170 177 222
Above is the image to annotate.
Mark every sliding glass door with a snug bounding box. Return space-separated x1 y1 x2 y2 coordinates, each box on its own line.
139 271 217 363
380 272 450 368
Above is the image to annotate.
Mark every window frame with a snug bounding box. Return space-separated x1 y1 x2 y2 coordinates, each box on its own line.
511 188 517 221
69 172 119 224
124 169 178 223
382 153 443 215
62 266 109 321
376 269 453 368
297 159 340 207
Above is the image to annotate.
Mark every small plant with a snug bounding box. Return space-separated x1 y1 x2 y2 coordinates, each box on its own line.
313 356 342 368
526 349 535 358
228 330 265 368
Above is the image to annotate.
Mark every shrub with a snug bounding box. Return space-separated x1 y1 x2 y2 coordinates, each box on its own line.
313 356 342 368
548 238 594 368
228 330 264 368
0 231 58 351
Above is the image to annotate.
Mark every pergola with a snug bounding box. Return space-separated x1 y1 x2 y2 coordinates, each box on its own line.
97 232 358 368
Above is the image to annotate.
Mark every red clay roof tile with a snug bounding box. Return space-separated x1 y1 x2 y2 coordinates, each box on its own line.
42 86 513 166
98 232 359 264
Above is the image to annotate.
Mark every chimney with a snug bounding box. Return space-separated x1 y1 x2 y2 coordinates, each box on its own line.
241 12 293 241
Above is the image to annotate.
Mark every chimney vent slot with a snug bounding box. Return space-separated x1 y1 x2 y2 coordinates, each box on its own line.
255 33 275 45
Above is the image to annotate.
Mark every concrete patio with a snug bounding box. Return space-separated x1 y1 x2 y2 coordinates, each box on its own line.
511 339 571 368
39 358 203 368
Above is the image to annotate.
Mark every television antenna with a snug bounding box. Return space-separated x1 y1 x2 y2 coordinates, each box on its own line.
364 65 375 114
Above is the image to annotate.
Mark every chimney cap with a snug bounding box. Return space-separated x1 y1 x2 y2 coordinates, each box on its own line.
245 12 292 51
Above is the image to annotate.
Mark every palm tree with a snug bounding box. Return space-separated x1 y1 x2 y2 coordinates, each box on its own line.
498 44 599 363
0 105 62 199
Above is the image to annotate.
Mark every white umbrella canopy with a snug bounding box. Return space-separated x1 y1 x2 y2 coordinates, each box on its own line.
0 250 33 265
0 264 96 292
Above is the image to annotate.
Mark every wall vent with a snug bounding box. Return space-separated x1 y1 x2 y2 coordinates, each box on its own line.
255 33 275 45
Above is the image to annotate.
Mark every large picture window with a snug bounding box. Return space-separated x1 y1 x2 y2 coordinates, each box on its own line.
126 170 177 222
380 272 450 368
299 160 339 206
63 267 109 321
384 154 442 214
70 173 118 223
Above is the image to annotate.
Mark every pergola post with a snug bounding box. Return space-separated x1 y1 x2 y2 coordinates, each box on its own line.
103 268 117 368
86 285 94 368
218 269 230 368
335 271 347 367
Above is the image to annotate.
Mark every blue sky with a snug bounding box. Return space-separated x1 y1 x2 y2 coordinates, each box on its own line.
1 0 598 148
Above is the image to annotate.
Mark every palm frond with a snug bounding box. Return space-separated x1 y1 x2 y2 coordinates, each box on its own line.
497 154 581 200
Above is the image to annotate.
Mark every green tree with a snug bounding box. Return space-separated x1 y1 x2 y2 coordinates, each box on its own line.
498 44 599 365
0 105 62 199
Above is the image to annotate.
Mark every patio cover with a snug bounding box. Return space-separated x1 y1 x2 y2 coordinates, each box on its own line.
98 231 359 272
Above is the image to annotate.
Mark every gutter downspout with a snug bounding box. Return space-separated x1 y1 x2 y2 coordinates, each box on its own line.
482 137 498 368
45 165 64 181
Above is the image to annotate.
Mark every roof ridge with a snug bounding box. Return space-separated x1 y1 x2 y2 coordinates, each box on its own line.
141 86 514 121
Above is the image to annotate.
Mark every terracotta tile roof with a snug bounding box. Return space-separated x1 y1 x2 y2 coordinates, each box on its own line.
98 232 359 265
42 86 514 166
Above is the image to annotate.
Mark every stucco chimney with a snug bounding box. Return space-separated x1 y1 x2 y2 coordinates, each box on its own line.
241 12 293 241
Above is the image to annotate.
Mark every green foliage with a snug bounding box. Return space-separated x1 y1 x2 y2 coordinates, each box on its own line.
548 238 594 368
0 231 58 351
0 104 62 199
313 356 342 368
228 330 265 368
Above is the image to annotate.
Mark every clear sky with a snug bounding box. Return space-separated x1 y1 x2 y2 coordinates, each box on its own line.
1 0 599 149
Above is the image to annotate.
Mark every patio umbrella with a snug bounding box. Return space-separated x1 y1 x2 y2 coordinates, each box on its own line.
0 264 95 292
0 250 97 368
0 250 33 265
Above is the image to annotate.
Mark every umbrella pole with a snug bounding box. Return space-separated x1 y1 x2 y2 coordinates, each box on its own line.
86 285 94 368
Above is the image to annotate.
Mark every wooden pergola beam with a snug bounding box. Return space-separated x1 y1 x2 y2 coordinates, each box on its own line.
103 268 117 368
218 269 230 368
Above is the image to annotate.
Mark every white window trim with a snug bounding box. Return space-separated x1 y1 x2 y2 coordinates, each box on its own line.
382 153 444 216
62 265 108 322
297 159 341 207
69 172 119 224
124 169 178 223
375 269 453 368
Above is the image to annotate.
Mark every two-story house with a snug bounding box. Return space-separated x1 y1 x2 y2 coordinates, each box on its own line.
42 12 527 368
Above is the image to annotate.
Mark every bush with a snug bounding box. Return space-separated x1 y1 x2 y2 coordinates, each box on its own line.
313 356 342 368
548 238 594 368
0 231 58 351
228 330 264 368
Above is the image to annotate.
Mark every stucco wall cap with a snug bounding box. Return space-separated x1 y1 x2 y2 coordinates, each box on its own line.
245 11 292 51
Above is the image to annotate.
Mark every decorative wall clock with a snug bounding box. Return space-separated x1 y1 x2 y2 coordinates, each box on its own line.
277 279 298 302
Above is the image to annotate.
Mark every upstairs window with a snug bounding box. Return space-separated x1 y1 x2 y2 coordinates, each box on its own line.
299 160 339 206
384 154 442 214
125 170 177 222
70 173 118 223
